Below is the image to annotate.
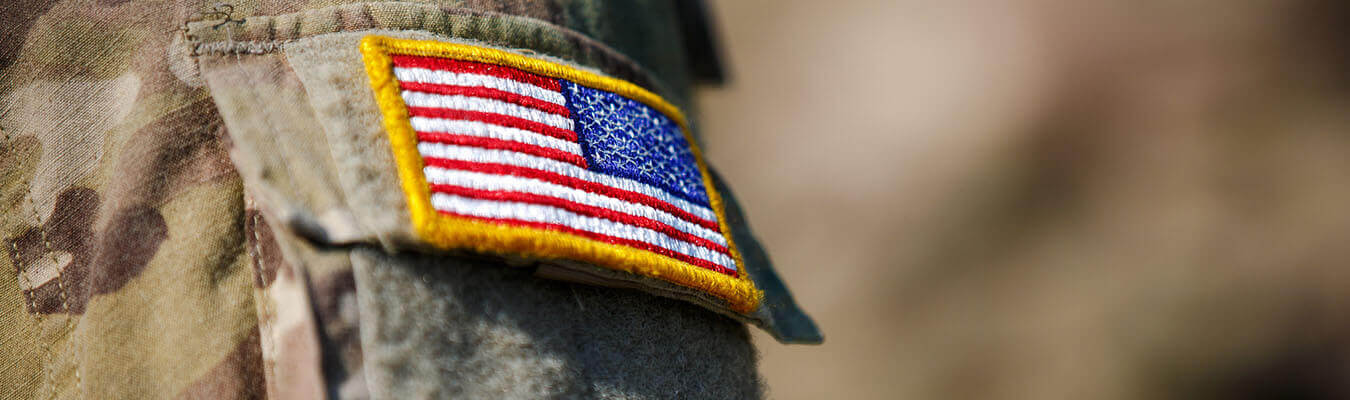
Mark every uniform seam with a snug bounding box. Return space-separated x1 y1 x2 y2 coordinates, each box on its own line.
7 240 54 397
2 124 58 398
41 216 79 399
183 2 673 100
248 205 280 398
12 142 81 398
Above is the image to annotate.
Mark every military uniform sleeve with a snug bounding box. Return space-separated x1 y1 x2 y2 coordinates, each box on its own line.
0 1 816 399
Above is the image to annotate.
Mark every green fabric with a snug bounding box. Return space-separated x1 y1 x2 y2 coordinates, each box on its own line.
353 247 762 399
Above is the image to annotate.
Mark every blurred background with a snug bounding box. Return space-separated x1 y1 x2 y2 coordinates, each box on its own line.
696 0 1350 399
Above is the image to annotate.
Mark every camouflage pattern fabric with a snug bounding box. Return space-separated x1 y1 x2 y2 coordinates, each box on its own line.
0 1 813 398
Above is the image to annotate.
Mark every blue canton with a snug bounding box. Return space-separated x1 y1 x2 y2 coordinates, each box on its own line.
561 81 710 206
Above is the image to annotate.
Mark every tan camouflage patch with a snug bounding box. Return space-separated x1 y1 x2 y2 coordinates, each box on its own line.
76 179 255 398
0 0 58 71
174 327 267 400
0 134 40 214
104 96 234 208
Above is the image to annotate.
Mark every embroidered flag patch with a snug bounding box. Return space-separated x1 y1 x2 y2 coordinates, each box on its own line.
360 36 761 312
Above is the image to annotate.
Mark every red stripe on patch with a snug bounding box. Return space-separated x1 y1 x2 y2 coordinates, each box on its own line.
438 211 738 277
416 132 587 167
406 107 577 142
399 82 570 116
430 184 731 254
391 55 561 91
421 158 722 231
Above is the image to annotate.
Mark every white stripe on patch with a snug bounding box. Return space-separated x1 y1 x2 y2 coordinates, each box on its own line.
401 92 573 129
394 67 566 105
417 142 720 223
430 193 736 270
424 167 729 246
410 117 583 155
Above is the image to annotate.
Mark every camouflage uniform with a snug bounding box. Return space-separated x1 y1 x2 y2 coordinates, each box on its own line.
1 1 817 399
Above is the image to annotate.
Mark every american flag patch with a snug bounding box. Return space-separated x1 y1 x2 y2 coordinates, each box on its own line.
360 36 761 312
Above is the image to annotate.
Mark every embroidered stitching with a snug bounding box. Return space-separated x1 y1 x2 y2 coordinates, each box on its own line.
409 118 582 154
8 239 56 398
23 174 77 400
5 124 83 397
562 81 710 206
247 206 280 399
361 36 761 312
0 126 56 397
391 68 568 105
421 168 728 246
401 92 574 130
416 144 718 223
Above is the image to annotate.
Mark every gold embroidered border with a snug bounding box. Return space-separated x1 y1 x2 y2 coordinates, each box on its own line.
360 35 761 312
